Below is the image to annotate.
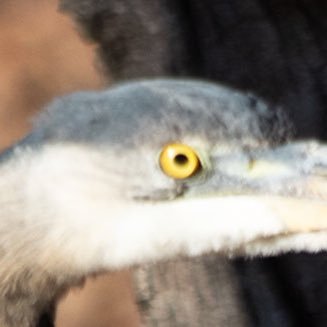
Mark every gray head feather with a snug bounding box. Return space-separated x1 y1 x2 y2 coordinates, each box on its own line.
30 79 289 149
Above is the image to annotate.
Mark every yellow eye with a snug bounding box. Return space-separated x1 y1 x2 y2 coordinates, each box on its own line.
159 143 201 179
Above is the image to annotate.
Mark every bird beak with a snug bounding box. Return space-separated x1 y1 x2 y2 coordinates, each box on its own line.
197 140 327 235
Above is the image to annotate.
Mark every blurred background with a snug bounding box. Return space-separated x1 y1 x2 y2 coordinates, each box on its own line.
0 1 140 326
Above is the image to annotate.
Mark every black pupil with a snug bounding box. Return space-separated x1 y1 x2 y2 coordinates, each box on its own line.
174 154 189 166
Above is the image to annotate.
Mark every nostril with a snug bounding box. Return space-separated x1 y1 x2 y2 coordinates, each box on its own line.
247 158 255 171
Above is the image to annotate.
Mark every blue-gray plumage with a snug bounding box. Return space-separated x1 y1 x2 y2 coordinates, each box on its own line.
0 79 326 327
20 80 286 148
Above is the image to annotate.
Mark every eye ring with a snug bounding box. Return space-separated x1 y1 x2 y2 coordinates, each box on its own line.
159 143 202 179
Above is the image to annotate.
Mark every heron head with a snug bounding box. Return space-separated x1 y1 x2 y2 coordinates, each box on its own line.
3 79 327 271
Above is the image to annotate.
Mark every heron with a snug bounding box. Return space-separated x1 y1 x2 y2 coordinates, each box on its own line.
0 79 326 327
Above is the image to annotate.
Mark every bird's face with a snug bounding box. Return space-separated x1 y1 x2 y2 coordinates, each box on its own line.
8 79 327 272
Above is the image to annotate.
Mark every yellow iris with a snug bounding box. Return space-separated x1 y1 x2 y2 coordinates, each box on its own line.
159 143 201 179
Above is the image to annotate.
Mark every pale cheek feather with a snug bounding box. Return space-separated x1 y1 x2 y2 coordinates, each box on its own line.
18 145 327 273
41 199 327 271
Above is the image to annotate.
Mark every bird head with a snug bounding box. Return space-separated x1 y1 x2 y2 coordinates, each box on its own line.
1 79 325 275
1 79 326 326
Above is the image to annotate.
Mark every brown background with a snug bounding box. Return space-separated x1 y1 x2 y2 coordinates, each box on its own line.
0 1 139 326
